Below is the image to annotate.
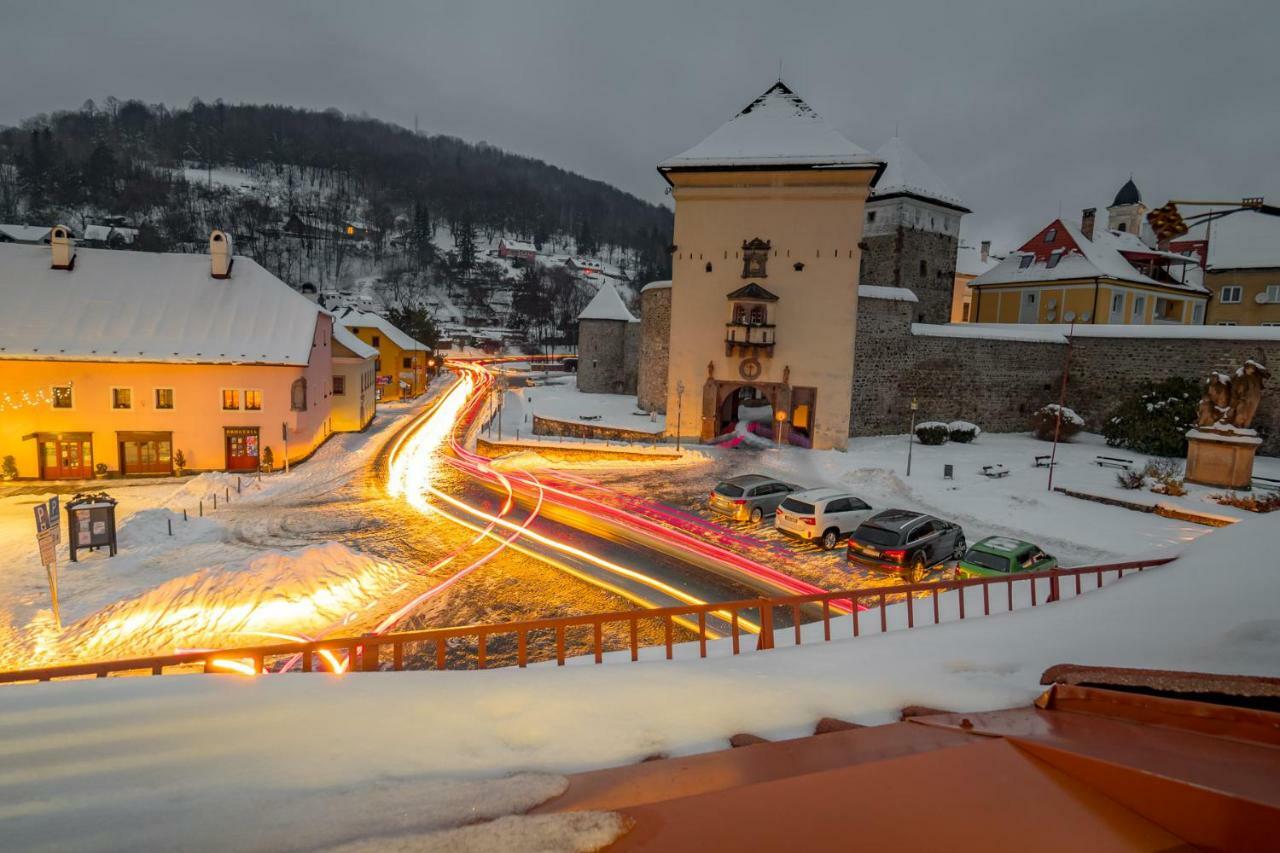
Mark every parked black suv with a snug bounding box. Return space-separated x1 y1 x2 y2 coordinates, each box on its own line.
847 509 965 579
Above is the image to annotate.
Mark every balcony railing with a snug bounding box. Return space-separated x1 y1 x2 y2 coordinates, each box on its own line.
725 322 776 356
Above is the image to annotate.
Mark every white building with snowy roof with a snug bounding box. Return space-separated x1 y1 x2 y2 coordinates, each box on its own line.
331 306 432 402
0 228 345 480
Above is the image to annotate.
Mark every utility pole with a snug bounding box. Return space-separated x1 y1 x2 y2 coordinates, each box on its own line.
1047 320 1076 492
906 398 918 476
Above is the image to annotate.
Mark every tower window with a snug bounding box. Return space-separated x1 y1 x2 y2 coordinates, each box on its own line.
867 211 877 223
919 259 927 276
1117 223 1127 232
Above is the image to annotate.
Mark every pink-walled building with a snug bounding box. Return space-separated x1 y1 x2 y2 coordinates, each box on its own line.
0 229 360 479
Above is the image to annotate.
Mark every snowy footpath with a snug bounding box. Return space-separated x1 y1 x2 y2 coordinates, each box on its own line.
0 394 438 671
0 514 1276 851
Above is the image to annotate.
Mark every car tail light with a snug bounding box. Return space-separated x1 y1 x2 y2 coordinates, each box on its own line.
882 549 906 562
802 517 816 526
732 499 746 506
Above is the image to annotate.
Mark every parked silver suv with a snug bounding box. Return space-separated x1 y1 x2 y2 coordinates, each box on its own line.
775 488 875 550
708 475 798 523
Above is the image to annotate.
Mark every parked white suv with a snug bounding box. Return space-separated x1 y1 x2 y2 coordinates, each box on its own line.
775 488 875 550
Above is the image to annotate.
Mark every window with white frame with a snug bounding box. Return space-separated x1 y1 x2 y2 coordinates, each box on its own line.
1266 284 1280 303
1111 292 1124 317
154 388 174 409
1192 303 1205 324
1220 285 1243 304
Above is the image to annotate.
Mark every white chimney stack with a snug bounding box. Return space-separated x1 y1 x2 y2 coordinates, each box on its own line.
210 230 233 279
980 240 991 263
50 224 75 270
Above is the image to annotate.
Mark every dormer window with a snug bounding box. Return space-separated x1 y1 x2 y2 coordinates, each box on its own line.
1044 228 1057 242
1019 255 1034 270
1046 251 1063 269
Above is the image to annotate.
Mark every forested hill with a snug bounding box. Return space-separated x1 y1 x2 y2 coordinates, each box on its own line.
0 98 673 280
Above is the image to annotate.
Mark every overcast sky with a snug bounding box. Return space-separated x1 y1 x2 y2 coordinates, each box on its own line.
2 0 1277 248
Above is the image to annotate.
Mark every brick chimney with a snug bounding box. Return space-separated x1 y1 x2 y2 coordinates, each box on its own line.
1081 208 1096 240
50 224 75 270
210 230 233 279
980 240 991 263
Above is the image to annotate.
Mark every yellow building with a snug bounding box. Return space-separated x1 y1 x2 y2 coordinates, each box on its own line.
952 240 1001 322
0 230 345 479
971 209 1207 326
1170 209 1280 326
657 82 882 450
333 307 431 402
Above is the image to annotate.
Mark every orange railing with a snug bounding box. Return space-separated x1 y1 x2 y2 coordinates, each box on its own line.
0 557 1173 684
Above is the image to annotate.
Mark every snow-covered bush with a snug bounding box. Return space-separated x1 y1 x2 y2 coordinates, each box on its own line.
1102 377 1199 457
1029 404 1083 442
948 421 980 443
1144 459 1186 496
914 422 949 445
1116 470 1145 490
1 455 17 480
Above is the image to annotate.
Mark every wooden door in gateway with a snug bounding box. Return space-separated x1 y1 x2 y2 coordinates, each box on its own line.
224 427 260 471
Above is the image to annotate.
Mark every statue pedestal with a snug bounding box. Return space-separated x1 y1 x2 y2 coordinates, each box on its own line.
1185 428 1261 489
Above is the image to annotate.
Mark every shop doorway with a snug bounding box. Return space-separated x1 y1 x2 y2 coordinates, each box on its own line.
119 432 173 476
224 427 261 471
37 434 94 479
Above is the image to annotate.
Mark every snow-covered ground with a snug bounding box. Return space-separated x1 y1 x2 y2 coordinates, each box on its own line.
709 431 1277 562
2 513 1276 852
496 378 665 436
0 395 436 671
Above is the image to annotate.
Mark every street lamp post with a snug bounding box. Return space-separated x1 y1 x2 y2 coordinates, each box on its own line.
675 379 685 452
906 397 918 477
775 408 789 452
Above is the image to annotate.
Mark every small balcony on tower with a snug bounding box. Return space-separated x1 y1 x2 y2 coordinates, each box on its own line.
724 282 779 357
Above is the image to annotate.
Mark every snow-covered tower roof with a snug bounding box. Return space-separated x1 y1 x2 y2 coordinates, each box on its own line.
577 281 636 322
870 137 969 213
658 81 883 175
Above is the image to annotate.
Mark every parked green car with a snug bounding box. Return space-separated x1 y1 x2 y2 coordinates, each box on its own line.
956 536 1057 578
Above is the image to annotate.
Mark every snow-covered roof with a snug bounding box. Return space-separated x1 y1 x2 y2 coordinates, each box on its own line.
955 242 1002 278
659 82 882 172
577 281 636 322
870 137 968 212
0 243 322 365
972 219 1207 294
499 238 537 253
1093 226 1196 266
640 280 672 293
0 224 51 243
859 284 919 303
333 307 429 352
1176 209 1280 271
913 322 1280 343
330 320 378 360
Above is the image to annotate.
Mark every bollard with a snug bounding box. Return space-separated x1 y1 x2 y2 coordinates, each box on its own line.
183 508 188 522
167 517 173 536
237 477 242 495
225 487 230 503
213 493 217 510
199 500 203 517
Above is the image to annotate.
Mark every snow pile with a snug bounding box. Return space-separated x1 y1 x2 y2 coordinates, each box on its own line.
858 284 918 302
52 542 406 665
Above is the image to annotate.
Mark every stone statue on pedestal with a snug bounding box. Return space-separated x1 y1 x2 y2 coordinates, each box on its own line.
1186 358 1270 489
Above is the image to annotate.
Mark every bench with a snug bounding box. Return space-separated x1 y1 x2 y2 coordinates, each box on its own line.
982 464 1010 479
1095 456 1134 470
1253 476 1280 492
1033 455 1057 468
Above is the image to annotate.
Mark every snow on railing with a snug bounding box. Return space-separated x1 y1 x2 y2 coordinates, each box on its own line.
0 557 1173 684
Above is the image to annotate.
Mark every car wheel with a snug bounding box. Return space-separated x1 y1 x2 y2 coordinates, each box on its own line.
952 535 966 560
821 528 839 551
910 555 927 583
750 507 763 524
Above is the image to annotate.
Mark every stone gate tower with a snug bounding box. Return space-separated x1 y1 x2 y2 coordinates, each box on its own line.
657 82 883 450
858 137 969 325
